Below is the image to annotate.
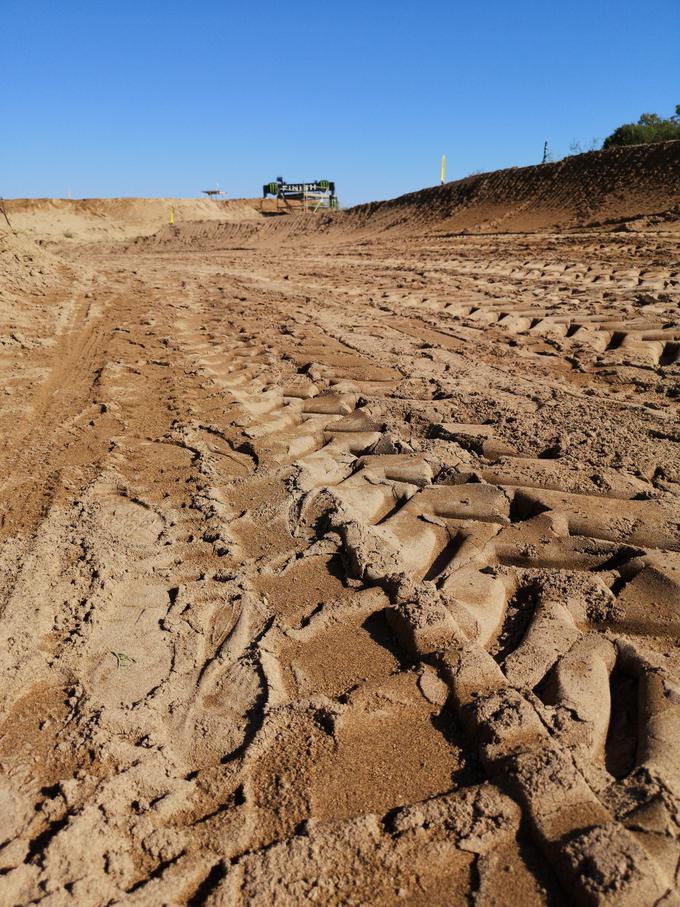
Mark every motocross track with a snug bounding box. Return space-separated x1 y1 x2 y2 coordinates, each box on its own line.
1 143 680 905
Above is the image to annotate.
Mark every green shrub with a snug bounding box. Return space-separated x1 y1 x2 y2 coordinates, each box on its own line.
603 105 680 148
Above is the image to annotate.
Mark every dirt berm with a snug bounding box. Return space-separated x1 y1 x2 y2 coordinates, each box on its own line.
141 141 680 251
3 197 263 242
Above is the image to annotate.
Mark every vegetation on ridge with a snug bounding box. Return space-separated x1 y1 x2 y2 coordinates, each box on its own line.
603 105 680 148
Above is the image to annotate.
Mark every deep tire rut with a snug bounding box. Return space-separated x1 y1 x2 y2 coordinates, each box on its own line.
0 228 679 905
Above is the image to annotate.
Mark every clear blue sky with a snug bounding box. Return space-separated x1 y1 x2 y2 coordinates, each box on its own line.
2 0 678 205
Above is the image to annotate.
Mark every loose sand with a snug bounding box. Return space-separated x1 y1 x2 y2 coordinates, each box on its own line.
1 143 680 905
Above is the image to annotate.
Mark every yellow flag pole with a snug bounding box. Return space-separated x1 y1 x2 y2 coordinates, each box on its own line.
440 154 446 185
170 206 174 225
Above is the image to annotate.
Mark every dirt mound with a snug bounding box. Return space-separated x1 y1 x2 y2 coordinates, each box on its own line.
3 197 264 242
143 142 680 252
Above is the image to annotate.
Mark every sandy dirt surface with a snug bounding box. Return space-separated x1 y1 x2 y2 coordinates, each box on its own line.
1 145 680 905
3 198 264 243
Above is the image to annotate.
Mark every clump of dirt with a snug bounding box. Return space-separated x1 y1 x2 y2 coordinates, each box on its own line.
0 229 73 302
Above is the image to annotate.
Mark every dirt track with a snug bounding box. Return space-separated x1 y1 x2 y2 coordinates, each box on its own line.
1 146 680 904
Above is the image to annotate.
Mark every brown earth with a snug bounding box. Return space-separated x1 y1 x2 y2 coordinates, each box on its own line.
3 197 264 242
1 143 680 905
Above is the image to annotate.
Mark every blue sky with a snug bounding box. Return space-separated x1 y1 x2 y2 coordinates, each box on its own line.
2 0 678 205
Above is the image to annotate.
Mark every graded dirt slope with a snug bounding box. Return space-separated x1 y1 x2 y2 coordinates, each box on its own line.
0 147 679 905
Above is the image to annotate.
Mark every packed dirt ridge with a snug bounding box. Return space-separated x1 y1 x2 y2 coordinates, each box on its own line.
141 141 680 251
1 143 680 905
343 140 680 234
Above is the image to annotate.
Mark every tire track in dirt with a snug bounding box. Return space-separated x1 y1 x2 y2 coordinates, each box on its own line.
0 216 679 903
166 279 680 903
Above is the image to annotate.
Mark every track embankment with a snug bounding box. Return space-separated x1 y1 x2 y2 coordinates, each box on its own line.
140 142 680 252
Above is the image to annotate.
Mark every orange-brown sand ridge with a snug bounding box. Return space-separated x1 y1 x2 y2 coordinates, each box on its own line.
0 142 679 905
